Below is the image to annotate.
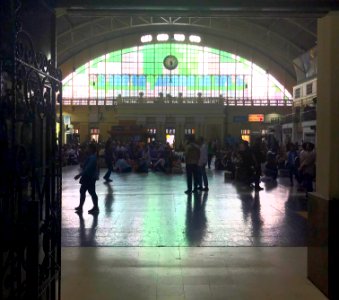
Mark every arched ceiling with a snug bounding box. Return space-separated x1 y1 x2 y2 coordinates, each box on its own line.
55 1 338 91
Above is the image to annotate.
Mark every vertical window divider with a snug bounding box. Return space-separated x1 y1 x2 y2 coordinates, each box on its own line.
235 54 237 102
120 49 122 98
105 54 107 105
267 71 269 103
243 74 245 100
88 62 90 105
251 60 253 102
219 52 221 99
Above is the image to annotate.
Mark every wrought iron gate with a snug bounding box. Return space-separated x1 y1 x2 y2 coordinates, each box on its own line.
0 1 62 299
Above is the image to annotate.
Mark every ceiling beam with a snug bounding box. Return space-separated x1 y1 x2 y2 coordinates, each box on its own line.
56 0 339 17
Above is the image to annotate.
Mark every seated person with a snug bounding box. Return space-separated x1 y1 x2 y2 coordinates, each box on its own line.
223 151 236 179
152 152 166 172
67 146 78 165
214 151 226 170
153 157 166 172
149 146 159 167
171 155 183 174
135 157 149 173
264 150 278 180
114 157 132 173
276 147 287 169
234 142 254 186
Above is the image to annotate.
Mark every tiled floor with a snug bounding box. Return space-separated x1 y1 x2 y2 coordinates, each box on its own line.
61 166 325 299
62 166 308 247
61 247 327 300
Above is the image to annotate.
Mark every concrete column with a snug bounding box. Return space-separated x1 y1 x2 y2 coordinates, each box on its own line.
196 122 200 138
156 122 162 142
308 12 339 299
196 116 205 139
79 123 89 144
202 123 206 139
220 121 225 145
156 116 165 143
315 12 339 199
176 117 185 149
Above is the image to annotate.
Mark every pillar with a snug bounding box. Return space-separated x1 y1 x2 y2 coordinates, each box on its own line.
176 117 185 149
196 116 204 138
156 116 165 143
308 12 339 299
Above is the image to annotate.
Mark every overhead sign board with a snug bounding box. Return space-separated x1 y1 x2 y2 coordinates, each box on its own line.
248 114 264 122
233 116 247 123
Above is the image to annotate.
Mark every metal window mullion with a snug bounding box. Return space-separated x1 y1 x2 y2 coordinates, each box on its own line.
251 60 253 101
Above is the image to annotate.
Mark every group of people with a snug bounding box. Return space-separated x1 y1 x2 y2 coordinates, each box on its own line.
99 139 185 177
184 136 209 194
216 139 316 194
72 135 316 214
72 136 211 214
61 144 80 166
286 141 316 192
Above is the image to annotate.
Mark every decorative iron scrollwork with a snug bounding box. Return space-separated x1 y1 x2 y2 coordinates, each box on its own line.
1 1 62 299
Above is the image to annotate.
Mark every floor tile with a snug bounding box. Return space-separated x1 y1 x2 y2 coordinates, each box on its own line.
62 166 309 247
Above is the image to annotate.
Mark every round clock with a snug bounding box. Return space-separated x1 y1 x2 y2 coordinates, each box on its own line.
163 55 178 70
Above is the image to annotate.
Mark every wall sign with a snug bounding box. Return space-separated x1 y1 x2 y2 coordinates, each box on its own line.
233 116 247 123
248 114 264 122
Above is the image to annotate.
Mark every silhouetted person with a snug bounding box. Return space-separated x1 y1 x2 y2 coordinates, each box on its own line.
299 142 316 193
207 141 214 169
197 137 209 191
184 135 200 194
236 141 254 188
286 143 300 186
250 138 265 191
103 138 114 182
74 143 99 214
264 149 278 181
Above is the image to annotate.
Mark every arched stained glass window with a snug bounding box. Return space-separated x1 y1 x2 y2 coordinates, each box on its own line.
63 43 292 102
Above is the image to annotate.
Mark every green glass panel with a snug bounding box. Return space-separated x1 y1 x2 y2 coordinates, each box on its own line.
106 51 122 62
122 47 136 54
63 42 292 100
220 53 236 63
210 48 220 55
75 64 87 75
90 56 102 68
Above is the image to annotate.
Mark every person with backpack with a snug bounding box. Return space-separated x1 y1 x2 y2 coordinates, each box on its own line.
74 143 100 214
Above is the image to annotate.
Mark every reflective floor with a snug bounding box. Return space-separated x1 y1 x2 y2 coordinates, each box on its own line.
62 166 308 247
61 247 327 300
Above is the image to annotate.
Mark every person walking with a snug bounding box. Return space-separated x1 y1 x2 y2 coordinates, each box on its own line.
207 141 214 169
184 135 200 194
103 138 114 182
198 137 209 191
250 138 265 191
74 143 99 214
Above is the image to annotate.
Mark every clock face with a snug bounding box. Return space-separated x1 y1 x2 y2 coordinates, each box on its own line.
163 55 178 70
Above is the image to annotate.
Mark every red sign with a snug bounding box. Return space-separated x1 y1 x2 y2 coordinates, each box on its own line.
248 114 264 122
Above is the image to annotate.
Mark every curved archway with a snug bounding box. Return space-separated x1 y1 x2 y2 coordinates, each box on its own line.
59 23 301 92
62 41 292 101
